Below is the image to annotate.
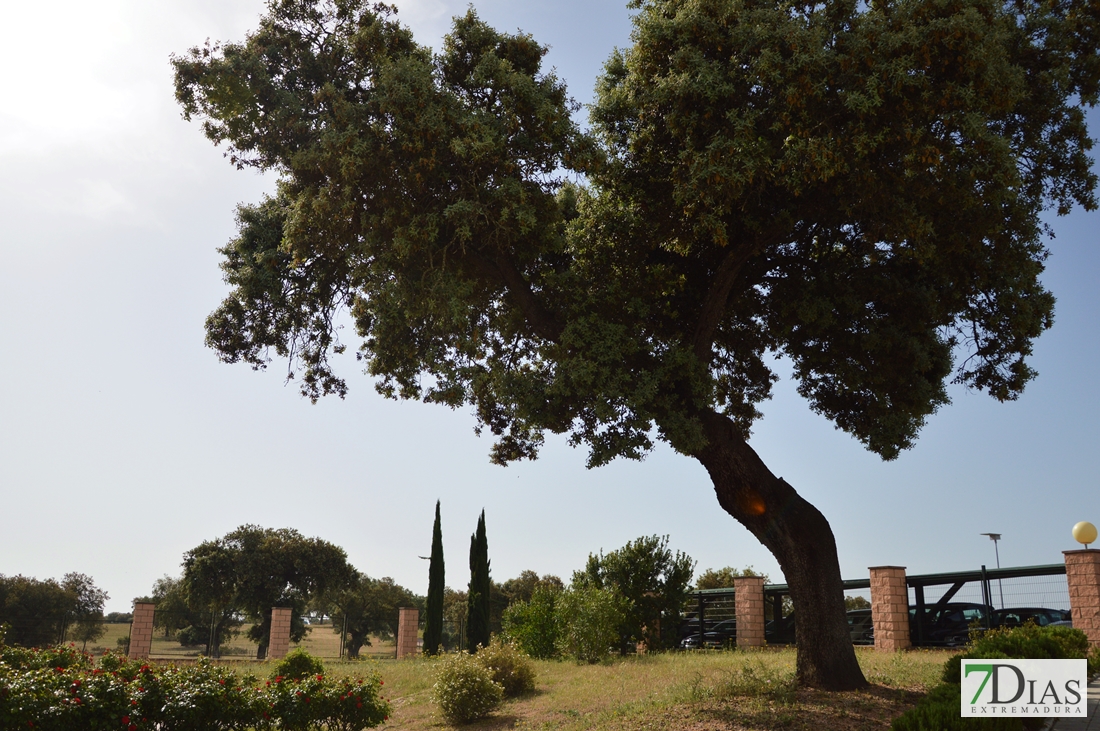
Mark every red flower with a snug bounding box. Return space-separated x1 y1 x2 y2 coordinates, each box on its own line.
131 700 138 706
356 703 362 708
316 674 323 681
122 716 130 724
379 680 384 685
128 725 136 731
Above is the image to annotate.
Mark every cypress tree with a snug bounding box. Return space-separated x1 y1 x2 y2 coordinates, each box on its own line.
466 509 491 652
423 500 445 655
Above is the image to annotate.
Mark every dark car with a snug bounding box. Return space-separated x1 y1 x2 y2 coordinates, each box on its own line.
765 614 796 644
680 618 737 649
910 602 993 646
990 607 1072 629
847 609 874 644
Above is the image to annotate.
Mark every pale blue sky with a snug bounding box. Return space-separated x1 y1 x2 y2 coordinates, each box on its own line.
1 0 1096 614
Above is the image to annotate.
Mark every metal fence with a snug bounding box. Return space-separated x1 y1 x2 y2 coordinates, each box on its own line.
682 563 1070 648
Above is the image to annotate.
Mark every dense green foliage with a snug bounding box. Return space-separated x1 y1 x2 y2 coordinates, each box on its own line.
431 651 504 724
502 584 562 659
574 535 694 651
173 0 1099 467
424 501 445 656
270 647 326 681
181 525 353 658
555 584 632 664
0 645 389 731
466 511 491 653
0 573 108 649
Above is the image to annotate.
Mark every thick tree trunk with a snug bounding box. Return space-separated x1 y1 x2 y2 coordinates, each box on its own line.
693 409 868 691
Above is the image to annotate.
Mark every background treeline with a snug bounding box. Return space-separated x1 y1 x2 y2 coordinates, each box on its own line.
0 573 109 649
1 522 779 660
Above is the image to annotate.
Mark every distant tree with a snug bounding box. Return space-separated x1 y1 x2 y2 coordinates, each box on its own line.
147 575 241 653
0 573 109 648
424 500 445 655
443 587 468 651
181 525 353 658
574 536 695 653
59 573 109 650
467 511 491 652
105 612 133 624
844 596 871 611
0 575 72 646
693 566 764 590
327 573 418 658
501 571 564 606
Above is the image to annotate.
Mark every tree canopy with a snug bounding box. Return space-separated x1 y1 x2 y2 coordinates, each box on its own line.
174 0 1100 688
574 535 695 652
181 525 352 658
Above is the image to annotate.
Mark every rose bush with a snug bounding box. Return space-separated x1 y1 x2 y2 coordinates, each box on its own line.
0 646 390 731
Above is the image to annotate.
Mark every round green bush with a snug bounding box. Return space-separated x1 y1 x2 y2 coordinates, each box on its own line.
475 637 536 697
432 651 504 724
271 647 326 681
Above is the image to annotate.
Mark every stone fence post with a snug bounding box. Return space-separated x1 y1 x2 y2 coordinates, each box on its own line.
397 607 419 658
734 575 765 647
869 566 910 651
1064 550 1100 647
129 601 155 659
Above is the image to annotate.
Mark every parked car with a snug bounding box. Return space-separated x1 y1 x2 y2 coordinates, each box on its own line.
910 602 993 646
990 607 1072 629
765 614 796 644
680 619 737 649
847 609 874 644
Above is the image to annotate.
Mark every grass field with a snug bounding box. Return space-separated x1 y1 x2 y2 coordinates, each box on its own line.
314 647 946 730
80 627 949 729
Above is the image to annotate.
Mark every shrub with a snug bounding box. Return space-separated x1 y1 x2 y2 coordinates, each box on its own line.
502 585 560 659
431 651 504 724
474 637 536 697
271 647 326 681
555 585 630 664
942 624 1091 684
1090 644 1100 677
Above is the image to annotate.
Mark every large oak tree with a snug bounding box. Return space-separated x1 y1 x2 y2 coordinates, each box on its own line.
173 0 1100 688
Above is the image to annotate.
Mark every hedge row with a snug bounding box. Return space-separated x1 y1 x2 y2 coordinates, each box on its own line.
0 644 389 731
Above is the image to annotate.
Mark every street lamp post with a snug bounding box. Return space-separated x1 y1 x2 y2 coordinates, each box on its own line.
980 533 1004 609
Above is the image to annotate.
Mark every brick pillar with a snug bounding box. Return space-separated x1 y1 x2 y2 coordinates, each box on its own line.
870 566 910 651
268 607 292 660
1065 550 1100 648
397 607 419 658
734 576 765 648
129 601 155 659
